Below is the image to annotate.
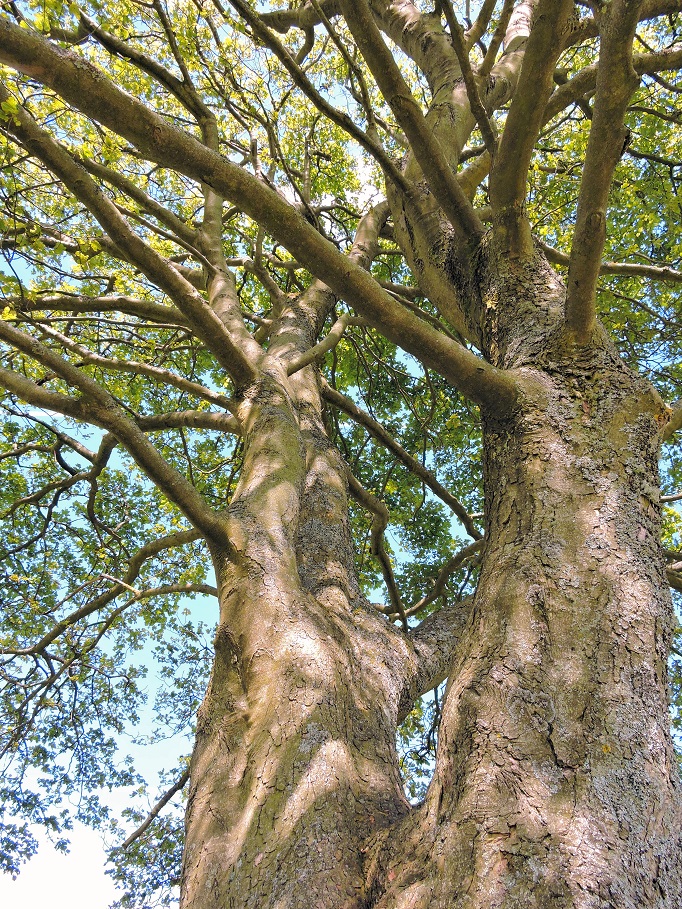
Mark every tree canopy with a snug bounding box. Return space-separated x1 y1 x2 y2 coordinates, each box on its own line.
1 1 682 906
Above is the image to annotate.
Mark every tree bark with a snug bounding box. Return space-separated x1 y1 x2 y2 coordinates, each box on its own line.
361 252 682 907
179 249 682 909
179 356 444 907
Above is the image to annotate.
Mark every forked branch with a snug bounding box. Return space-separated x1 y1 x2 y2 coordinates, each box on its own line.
339 0 483 244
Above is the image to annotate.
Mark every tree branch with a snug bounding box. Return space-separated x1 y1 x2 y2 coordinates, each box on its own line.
29 318 238 413
345 469 409 631
0 19 518 413
7 530 203 656
225 0 411 195
446 9 497 156
663 401 682 442
397 595 475 722
537 239 682 283
78 156 198 246
138 410 241 434
339 0 483 244
0 321 228 543
321 379 482 539
408 538 483 615
0 79 258 390
286 313 366 376
260 0 342 32
565 0 645 342
18 293 190 327
119 768 191 850
490 0 575 258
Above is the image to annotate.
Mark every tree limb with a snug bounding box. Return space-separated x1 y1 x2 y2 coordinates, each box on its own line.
78 156 199 247
0 321 228 543
339 0 483 244
0 18 518 413
6 529 203 656
397 595 475 722
565 0 645 342
119 768 191 850
537 239 682 283
286 313 366 376
345 469 409 631
663 401 682 441
490 0 575 258
446 9 497 156
138 410 241 434
225 0 411 195
18 293 190 327
0 79 258 390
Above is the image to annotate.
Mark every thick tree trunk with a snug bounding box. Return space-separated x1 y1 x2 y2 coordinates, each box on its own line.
180 255 682 908
363 256 682 907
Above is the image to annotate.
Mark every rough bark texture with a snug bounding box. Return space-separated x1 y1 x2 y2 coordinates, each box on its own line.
365 313 682 907
180 248 682 909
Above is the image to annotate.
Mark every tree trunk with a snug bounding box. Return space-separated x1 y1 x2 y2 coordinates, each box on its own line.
180 252 682 908
179 358 441 908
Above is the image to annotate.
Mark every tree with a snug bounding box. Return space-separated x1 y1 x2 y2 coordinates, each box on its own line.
1 0 682 905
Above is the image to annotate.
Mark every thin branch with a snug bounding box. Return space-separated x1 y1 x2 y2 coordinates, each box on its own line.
446 10 497 156
321 379 482 539
30 319 238 413
225 0 412 195
537 239 682 283
7 529 203 656
120 768 191 850
286 313 366 375
345 469 408 631
407 538 483 615
80 11 208 120
479 0 516 77
78 156 198 245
